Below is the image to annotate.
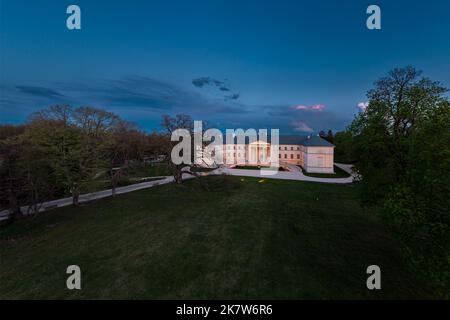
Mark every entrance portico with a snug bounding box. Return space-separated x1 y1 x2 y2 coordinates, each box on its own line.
248 141 271 165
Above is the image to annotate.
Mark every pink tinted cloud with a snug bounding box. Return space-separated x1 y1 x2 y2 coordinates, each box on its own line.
292 104 325 111
291 120 313 132
311 104 325 111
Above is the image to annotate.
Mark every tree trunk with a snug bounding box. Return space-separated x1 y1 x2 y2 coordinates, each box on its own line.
8 192 22 219
72 192 79 206
72 183 80 206
174 170 183 184
110 169 119 197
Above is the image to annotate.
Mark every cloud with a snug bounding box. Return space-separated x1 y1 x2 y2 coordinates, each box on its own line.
357 101 369 111
16 86 64 99
192 77 226 89
293 105 308 110
291 120 313 132
192 76 239 101
265 102 348 133
293 103 325 111
311 104 325 111
225 93 240 101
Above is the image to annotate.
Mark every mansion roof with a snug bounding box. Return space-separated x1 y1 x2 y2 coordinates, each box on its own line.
225 134 334 147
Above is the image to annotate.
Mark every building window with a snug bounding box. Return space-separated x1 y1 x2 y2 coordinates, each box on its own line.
284 154 287 159
291 147 293 151
297 154 300 159
279 154 281 158
290 154 294 159
297 147 300 150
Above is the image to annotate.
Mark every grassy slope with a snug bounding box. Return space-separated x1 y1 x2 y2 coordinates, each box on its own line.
0 176 433 299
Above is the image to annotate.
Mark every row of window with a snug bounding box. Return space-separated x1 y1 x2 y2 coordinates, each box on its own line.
224 145 302 151
225 153 301 159
227 152 300 159
226 153 247 157
226 145 245 150
280 146 300 151
279 154 300 159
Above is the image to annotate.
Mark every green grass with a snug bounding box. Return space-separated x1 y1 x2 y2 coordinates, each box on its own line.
0 176 434 299
301 165 351 178
124 163 171 177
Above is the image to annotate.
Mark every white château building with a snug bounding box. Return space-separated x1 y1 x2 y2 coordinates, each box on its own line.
222 135 335 173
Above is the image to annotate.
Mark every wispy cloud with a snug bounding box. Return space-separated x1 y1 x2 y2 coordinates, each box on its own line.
293 103 325 111
192 76 240 101
16 86 65 99
192 77 226 89
291 120 313 132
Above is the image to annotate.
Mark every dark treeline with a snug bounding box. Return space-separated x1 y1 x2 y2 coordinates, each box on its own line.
334 67 450 296
0 105 169 217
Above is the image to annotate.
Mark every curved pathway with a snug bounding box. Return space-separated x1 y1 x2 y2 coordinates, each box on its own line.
211 165 354 184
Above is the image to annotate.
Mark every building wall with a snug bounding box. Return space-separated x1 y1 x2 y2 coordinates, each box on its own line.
278 144 302 165
304 147 334 173
223 144 246 164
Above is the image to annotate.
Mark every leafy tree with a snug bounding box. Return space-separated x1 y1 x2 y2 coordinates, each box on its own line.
0 134 27 217
326 129 334 144
25 119 93 205
161 114 194 184
161 114 213 184
333 131 358 163
348 66 450 295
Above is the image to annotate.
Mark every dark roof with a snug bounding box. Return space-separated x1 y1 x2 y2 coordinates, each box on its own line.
278 135 334 147
298 135 335 147
224 133 334 147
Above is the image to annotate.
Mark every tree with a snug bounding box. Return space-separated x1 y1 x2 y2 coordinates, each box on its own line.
348 66 450 295
30 104 73 125
161 114 194 184
0 133 27 218
25 119 93 206
0 124 56 217
333 131 357 163
29 106 122 204
326 130 334 144
1 105 166 216
160 114 213 184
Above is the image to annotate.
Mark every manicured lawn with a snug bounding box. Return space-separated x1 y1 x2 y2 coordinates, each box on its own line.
0 176 433 299
125 163 171 177
301 165 351 178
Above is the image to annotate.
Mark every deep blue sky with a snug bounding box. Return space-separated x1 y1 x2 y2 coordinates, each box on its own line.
1 0 449 133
